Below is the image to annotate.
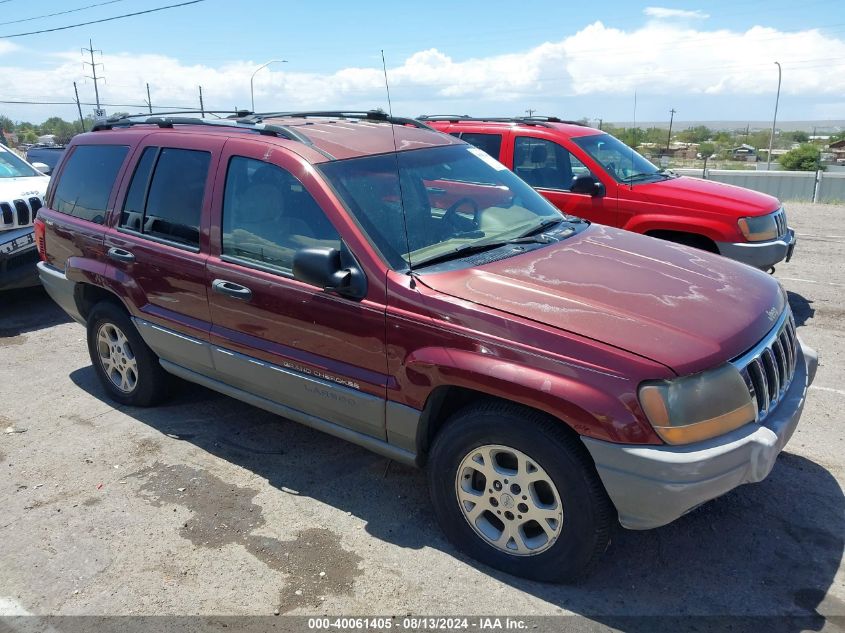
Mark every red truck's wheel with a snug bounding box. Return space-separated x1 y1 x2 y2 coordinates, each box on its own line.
427 401 614 583
86 301 169 407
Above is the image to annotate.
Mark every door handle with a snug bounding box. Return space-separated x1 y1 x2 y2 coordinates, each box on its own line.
212 279 252 301
107 247 135 263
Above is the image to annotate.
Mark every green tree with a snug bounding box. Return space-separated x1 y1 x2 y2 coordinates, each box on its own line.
40 117 77 144
677 125 712 144
789 130 809 143
699 142 716 157
779 144 822 171
0 114 14 133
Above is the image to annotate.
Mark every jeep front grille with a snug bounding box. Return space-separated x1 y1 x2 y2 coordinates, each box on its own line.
773 208 788 238
0 197 41 229
731 308 798 423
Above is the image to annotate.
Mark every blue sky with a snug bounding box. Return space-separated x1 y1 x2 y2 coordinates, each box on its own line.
2 0 844 125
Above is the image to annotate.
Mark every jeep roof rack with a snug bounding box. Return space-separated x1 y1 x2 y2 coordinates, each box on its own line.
417 115 585 128
247 109 433 130
89 111 332 156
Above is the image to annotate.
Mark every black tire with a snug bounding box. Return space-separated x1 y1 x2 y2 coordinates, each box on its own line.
86 301 168 407
427 401 614 583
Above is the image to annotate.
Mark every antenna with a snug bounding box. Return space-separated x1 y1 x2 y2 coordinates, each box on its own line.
381 49 415 283
630 89 637 191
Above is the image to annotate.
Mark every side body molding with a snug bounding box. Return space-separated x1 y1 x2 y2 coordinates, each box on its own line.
133 318 421 465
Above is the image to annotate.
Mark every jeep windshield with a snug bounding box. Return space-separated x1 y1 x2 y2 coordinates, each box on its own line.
572 133 669 184
0 146 40 179
319 144 573 271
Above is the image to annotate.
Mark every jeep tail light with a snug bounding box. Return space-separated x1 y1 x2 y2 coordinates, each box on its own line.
34 218 47 262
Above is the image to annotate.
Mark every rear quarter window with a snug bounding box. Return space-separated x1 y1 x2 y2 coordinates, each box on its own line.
51 145 129 224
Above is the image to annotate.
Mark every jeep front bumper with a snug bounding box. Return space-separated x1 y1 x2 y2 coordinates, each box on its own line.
581 339 817 530
716 228 796 270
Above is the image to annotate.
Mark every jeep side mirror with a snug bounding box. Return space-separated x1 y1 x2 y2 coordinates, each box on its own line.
293 244 367 300
32 162 51 175
570 174 604 196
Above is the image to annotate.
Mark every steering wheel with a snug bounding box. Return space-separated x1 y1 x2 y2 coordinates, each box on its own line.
442 197 480 231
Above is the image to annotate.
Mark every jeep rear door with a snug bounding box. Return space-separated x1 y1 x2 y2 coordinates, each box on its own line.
103 132 224 371
205 139 389 440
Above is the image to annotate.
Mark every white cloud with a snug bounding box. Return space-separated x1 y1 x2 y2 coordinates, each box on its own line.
644 7 709 20
1 20 844 121
0 41 19 55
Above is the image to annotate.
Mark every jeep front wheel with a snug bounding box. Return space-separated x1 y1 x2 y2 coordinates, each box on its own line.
427 402 614 582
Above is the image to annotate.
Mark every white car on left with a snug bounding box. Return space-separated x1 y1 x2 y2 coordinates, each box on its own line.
0 143 51 291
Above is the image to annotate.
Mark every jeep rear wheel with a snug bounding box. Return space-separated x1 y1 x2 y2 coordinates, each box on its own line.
427 402 614 583
86 301 168 407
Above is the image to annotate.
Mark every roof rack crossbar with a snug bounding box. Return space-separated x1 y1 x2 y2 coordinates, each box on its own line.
251 110 432 129
90 114 316 146
417 115 585 128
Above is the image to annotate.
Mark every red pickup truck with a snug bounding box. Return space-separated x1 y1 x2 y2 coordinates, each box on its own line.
36 111 815 582
422 116 796 270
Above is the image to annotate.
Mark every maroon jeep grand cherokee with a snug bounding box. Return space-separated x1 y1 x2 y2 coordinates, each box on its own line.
36 111 817 582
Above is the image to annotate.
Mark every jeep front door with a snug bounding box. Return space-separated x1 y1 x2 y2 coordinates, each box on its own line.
205 139 388 439
512 136 614 225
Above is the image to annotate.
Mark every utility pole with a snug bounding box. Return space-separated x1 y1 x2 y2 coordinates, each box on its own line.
145 83 153 114
744 123 750 144
666 108 676 153
597 118 603 130
82 39 105 116
525 108 536 117
766 61 782 170
73 82 85 132
198 86 205 116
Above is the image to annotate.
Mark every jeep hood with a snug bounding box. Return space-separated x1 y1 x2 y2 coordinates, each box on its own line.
634 175 780 217
0 175 50 201
418 225 785 376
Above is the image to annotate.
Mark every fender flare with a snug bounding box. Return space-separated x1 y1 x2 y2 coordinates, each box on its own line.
407 347 658 450
623 215 727 243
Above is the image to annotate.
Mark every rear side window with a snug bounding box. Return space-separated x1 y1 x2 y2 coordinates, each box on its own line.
221 156 340 274
459 133 502 160
52 145 128 224
119 147 210 248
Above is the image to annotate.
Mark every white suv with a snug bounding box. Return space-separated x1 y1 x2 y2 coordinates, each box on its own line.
0 143 50 290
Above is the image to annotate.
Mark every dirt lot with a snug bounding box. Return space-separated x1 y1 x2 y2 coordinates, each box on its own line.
1 203 844 630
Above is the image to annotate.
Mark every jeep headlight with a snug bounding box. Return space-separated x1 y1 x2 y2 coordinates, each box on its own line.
738 213 778 242
638 364 756 445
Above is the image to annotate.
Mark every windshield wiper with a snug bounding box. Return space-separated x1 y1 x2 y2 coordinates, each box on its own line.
622 171 673 183
516 217 566 238
412 240 519 269
413 228 574 270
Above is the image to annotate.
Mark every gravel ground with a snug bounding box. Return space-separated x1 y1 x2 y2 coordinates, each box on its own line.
0 203 843 631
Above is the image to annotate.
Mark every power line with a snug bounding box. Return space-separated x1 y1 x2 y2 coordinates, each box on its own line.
0 0 129 27
0 98 230 110
0 0 207 38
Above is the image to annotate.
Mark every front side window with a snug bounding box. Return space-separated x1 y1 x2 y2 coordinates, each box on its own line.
572 133 665 183
319 144 563 270
222 157 340 274
513 137 590 191
119 147 210 247
52 145 128 223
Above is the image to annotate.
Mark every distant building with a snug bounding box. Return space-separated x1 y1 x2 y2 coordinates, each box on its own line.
36 134 57 145
829 139 845 163
731 144 757 160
